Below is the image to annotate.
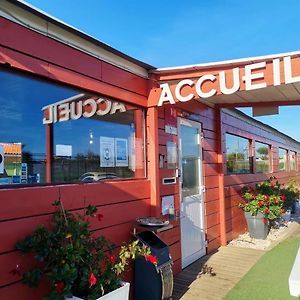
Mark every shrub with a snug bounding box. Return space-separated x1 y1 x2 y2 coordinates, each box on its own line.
15 200 152 300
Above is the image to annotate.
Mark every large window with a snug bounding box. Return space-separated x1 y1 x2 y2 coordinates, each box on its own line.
0 68 145 186
278 148 288 171
255 142 271 173
226 134 251 174
290 151 297 171
50 98 145 183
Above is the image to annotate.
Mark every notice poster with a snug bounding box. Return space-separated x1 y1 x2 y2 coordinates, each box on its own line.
167 141 178 169
56 144 72 157
100 137 115 167
161 195 175 216
115 138 128 167
0 145 4 174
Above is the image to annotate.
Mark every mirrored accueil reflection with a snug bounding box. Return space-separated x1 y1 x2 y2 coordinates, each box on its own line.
0 68 145 186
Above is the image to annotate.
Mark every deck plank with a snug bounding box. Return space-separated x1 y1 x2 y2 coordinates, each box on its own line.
172 246 266 300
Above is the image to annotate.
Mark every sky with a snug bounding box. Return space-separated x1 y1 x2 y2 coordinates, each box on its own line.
24 0 300 141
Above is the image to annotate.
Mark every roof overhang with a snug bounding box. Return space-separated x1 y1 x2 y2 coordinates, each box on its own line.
148 51 300 108
1 0 154 78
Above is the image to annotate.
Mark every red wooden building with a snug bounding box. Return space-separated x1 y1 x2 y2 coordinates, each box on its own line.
1 1 300 298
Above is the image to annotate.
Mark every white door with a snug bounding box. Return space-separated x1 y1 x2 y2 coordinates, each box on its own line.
178 118 206 269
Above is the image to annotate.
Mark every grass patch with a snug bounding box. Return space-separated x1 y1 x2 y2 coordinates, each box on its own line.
224 237 300 300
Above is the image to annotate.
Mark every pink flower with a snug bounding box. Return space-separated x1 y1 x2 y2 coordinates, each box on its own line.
89 273 97 287
263 218 268 224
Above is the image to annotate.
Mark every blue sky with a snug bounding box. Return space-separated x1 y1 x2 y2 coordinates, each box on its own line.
25 0 300 140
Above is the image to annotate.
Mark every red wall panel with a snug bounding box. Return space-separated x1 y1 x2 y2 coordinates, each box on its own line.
0 18 149 105
222 109 300 241
159 102 300 265
0 180 150 295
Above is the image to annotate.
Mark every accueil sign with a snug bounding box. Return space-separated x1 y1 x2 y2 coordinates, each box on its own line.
157 56 300 106
43 96 126 124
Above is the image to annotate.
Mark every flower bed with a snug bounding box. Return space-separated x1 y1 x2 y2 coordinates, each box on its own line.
238 177 300 239
240 178 286 223
229 220 293 250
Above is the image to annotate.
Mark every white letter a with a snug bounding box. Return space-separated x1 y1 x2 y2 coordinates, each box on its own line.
157 83 175 106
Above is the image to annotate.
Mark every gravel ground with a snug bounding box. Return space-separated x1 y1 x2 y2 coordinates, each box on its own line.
228 216 300 250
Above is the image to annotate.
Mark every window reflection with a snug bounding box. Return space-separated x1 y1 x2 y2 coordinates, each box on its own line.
226 134 251 174
52 98 144 182
181 125 200 197
255 142 270 173
0 68 145 186
0 68 77 185
278 148 287 171
289 151 296 171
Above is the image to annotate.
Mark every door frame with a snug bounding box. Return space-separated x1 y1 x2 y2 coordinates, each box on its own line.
177 117 206 269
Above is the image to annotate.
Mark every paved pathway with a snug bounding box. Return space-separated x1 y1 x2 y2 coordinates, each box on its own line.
172 221 300 300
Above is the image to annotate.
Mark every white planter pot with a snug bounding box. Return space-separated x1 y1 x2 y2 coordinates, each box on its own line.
244 212 269 239
67 282 130 300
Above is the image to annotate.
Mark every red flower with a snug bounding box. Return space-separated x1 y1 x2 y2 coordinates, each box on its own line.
89 273 97 287
263 218 268 224
264 208 269 214
280 195 286 201
55 281 65 294
145 255 158 265
97 214 103 222
264 194 269 201
258 201 263 207
109 255 116 264
264 200 269 206
252 193 257 198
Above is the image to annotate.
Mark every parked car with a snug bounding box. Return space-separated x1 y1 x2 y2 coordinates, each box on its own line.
79 172 118 182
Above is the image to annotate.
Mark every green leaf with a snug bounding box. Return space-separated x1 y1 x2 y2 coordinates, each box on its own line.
22 269 42 287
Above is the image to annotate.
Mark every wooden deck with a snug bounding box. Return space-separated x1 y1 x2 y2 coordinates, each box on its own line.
172 246 266 300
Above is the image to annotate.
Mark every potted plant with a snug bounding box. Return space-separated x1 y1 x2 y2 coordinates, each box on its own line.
280 179 300 216
14 200 154 300
239 177 285 239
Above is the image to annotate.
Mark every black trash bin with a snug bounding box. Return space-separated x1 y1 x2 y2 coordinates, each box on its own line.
134 230 173 300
